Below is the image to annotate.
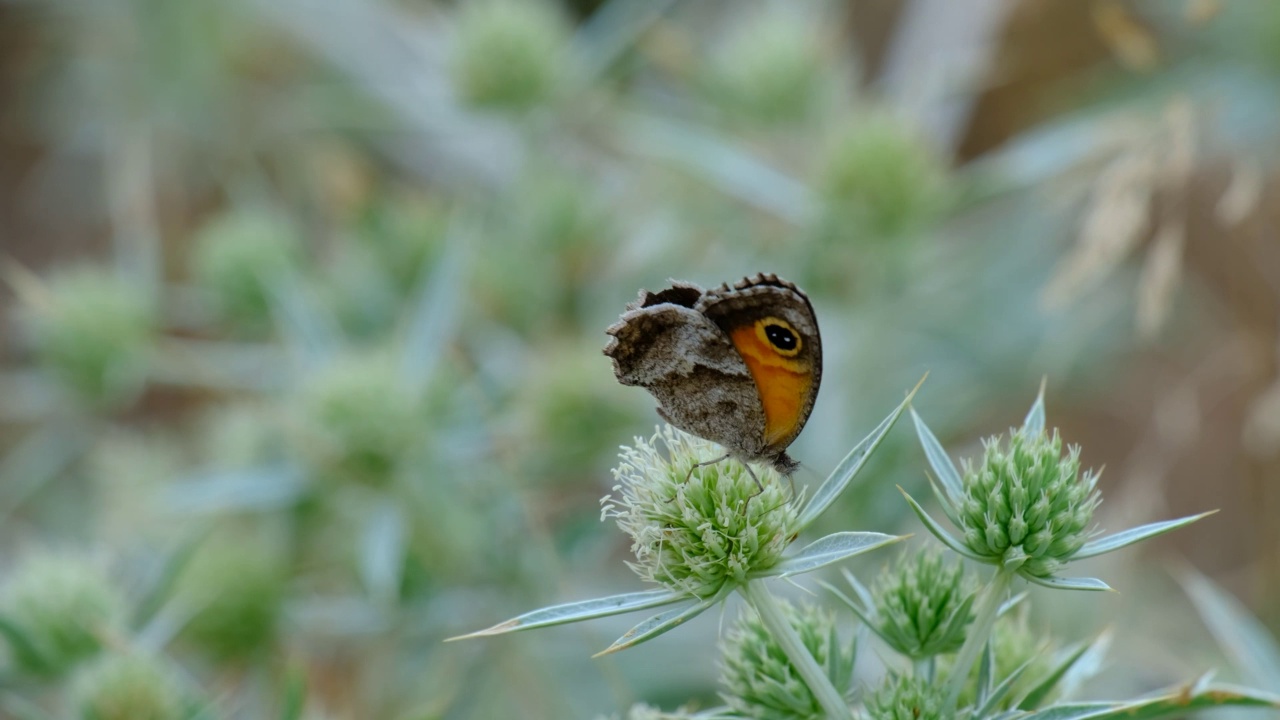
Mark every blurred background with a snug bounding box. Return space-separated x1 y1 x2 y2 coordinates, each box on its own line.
0 0 1277 717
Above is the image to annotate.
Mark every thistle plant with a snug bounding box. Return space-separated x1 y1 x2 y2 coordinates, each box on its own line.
831 547 975 665
719 601 854 720
449 383 1280 720
904 386 1220 715
452 384 923 720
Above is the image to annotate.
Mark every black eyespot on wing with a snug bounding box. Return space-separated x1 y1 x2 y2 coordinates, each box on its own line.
764 323 797 351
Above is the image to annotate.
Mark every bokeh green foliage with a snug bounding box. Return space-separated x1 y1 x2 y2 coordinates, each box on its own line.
453 0 569 112
1 0 1275 717
21 267 156 410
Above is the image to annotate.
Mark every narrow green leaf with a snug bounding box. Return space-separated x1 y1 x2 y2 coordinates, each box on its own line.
898 488 987 562
911 407 964 504
163 464 308 513
841 568 876 612
133 530 209 628
826 621 843 688
594 592 721 656
446 588 685 640
400 216 469 401
279 665 307 720
0 614 51 674
572 0 679 83
1019 703 1116 720
1018 682 1280 719
927 473 964 529
1058 630 1112 700
1073 512 1216 560
1023 379 1047 436
818 579 872 624
0 696 55 720
359 500 408 605
268 272 339 369
797 377 925 530
1180 568 1280 689
757 532 905 579
976 640 995 708
1017 638 1096 710
620 113 814 224
0 422 92 525
821 578 900 651
998 591 1029 617
977 655 1038 718
1021 574 1112 592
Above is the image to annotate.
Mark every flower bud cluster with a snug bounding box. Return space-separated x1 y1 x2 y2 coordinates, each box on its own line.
601 426 798 598
959 429 1100 577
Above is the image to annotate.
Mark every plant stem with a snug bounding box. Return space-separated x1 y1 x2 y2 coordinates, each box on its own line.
944 563 1015 713
915 656 935 683
740 580 852 720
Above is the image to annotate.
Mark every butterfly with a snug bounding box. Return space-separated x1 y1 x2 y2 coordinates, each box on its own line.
604 273 821 484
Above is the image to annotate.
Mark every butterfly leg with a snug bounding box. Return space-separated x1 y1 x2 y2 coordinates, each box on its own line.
683 453 731 484
741 463 765 495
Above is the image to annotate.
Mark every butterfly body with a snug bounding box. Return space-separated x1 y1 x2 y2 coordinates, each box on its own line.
603 273 821 475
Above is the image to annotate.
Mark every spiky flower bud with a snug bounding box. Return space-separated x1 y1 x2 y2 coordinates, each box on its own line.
452 0 567 113
958 428 1100 577
191 209 301 332
23 266 154 409
866 675 944 720
74 652 187 720
290 351 425 488
0 553 124 677
720 601 852 720
600 425 799 598
871 547 975 659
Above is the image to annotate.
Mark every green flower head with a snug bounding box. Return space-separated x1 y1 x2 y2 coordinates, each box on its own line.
871 547 975 659
74 652 188 720
958 428 1100 577
22 266 155 409
866 675 945 720
0 552 124 677
178 531 285 661
703 9 827 128
819 112 950 239
191 208 302 332
290 350 426 488
452 0 567 113
720 601 853 720
600 425 799 598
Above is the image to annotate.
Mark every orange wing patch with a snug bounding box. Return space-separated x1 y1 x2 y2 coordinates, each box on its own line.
729 324 812 447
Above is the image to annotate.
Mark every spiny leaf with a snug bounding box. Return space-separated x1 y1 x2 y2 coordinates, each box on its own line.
446 588 685 640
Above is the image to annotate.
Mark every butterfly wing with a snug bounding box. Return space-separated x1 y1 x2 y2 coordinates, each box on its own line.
604 283 768 458
696 273 822 463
